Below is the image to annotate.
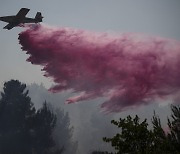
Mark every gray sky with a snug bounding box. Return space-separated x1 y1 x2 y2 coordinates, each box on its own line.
0 0 180 89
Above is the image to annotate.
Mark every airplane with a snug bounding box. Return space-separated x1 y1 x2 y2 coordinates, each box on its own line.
0 8 43 30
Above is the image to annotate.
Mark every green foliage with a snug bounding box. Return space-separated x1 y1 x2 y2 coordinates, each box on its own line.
168 105 180 152
103 105 180 154
151 112 172 153
103 115 153 154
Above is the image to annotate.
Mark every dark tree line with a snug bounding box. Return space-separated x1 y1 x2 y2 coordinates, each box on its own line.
0 80 64 154
100 105 180 154
27 83 78 154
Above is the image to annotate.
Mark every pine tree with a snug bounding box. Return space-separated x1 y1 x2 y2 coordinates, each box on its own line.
53 107 78 154
33 102 59 154
0 80 36 154
168 105 180 153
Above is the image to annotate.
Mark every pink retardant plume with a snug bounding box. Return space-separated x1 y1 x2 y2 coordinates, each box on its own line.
18 24 180 112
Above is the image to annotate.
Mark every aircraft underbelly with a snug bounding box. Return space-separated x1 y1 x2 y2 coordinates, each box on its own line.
22 18 36 23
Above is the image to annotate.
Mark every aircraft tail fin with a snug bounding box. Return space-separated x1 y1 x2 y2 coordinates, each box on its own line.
35 12 43 22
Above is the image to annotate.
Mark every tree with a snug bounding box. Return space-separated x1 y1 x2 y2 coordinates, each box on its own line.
28 83 79 153
0 80 63 154
103 105 180 154
103 115 153 154
168 105 180 153
0 80 36 154
151 112 175 153
52 107 78 154
33 102 61 154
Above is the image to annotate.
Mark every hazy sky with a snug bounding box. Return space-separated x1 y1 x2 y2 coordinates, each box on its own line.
0 0 180 89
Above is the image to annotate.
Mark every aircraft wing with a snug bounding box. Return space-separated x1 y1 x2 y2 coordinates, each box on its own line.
16 8 30 18
3 23 16 30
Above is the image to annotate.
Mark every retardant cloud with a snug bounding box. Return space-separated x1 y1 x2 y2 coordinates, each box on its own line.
19 24 180 112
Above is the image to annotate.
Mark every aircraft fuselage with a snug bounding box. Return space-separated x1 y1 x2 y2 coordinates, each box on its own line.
0 8 43 30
